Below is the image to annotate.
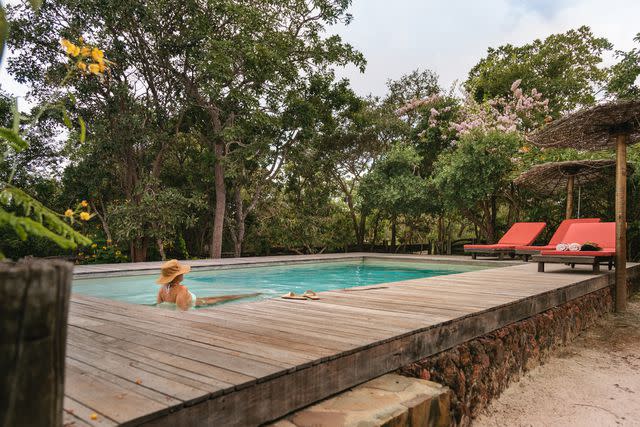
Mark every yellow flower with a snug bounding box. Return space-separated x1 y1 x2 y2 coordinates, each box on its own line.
115 250 121 256
98 62 106 73
519 145 531 153
61 39 76 55
77 61 87 72
64 209 74 218
88 63 101 75
91 47 104 63
70 45 81 57
81 200 89 207
102 246 107 250
79 211 91 221
80 46 91 57
91 243 97 248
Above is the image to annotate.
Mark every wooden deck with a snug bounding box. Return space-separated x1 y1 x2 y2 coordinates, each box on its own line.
63 255 639 426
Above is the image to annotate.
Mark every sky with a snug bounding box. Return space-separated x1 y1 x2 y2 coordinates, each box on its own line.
331 0 640 97
1 0 639 105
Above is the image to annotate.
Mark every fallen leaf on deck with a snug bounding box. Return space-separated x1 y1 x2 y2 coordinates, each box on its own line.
90 413 98 420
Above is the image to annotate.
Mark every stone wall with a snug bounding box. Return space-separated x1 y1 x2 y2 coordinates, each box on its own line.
398 282 636 427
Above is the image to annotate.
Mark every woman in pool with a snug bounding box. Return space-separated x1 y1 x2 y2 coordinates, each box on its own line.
156 259 259 310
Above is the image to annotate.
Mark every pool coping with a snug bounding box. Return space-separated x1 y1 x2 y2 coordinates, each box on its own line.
72 252 522 280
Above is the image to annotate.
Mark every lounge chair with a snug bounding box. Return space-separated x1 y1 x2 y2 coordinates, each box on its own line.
533 222 615 273
464 222 546 260
515 218 601 261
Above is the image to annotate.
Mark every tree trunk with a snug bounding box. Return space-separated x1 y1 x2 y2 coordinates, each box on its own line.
131 238 148 262
157 238 166 261
357 212 367 250
0 259 72 427
232 186 245 258
371 212 381 248
91 200 112 243
211 142 226 259
391 218 397 250
490 194 497 242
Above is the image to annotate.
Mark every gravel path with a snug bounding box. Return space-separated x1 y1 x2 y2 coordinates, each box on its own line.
474 294 640 427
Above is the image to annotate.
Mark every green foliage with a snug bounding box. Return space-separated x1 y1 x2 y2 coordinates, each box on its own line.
0 4 7 64
466 26 612 116
608 33 640 100
108 182 202 247
77 243 128 264
360 144 431 219
0 186 91 257
433 131 520 209
432 131 521 240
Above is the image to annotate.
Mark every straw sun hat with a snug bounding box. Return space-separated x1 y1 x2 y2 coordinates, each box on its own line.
156 259 191 285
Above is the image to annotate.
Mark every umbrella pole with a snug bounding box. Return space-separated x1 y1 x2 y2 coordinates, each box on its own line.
615 134 628 312
565 175 575 219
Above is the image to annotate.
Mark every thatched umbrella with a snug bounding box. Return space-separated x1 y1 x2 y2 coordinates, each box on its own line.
529 100 640 312
514 159 630 219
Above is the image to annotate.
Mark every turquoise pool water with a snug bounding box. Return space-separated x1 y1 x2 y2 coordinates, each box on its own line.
72 260 482 307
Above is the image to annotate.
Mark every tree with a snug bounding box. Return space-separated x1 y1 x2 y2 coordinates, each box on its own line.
107 179 202 261
432 130 521 243
466 26 611 116
608 33 640 100
150 0 364 258
360 143 431 248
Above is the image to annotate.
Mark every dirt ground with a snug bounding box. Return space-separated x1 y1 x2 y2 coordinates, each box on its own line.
474 294 640 427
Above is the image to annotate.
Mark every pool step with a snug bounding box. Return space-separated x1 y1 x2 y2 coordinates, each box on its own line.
267 374 452 427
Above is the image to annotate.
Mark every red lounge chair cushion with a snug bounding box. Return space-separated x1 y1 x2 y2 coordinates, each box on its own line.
464 244 515 251
547 218 601 246
497 222 547 245
560 222 616 249
539 249 615 257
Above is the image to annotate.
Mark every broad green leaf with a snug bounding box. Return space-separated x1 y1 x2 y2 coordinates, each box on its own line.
62 109 73 129
11 98 20 132
78 116 86 143
0 5 6 65
0 127 28 151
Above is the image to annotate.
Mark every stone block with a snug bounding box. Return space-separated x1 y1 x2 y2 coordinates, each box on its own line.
267 374 451 427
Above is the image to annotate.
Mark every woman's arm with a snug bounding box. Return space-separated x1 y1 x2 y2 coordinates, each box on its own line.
156 288 163 304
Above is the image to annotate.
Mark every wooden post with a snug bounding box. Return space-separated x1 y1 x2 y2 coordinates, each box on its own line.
565 175 575 219
0 259 73 427
615 134 628 312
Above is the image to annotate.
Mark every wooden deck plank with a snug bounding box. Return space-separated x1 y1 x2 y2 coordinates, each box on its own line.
67 343 212 404
65 363 170 425
69 326 251 388
70 304 319 366
63 396 118 427
68 313 283 379
64 255 640 426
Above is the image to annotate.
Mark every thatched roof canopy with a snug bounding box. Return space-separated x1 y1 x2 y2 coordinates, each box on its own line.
514 159 632 194
529 100 640 150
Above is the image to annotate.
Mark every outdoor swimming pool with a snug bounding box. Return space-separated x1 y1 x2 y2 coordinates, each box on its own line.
72 260 484 307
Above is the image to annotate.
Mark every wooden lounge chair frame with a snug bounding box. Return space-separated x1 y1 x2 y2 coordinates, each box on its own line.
534 254 614 273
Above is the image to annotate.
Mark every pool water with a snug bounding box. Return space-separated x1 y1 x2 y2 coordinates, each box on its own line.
72 260 483 307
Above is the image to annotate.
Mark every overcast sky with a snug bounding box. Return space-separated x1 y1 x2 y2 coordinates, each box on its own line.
1 0 639 105
332 0 640 97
